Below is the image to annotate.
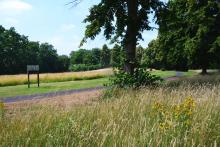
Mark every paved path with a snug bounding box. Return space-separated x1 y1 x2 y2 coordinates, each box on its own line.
1 75 183 103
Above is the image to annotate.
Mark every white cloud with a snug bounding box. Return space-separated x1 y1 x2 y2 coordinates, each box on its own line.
60 24 75 32
0 0 32 14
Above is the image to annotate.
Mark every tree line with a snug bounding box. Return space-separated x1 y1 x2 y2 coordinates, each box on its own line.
153 0 220 74
1 23 219 75
70 44 124 71
0 25 124 74
0 26 69 75
1 0 220 75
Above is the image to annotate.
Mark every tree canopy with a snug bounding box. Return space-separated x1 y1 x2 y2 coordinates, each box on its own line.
0 26 70 74
156 0 220 73
79 0 163 74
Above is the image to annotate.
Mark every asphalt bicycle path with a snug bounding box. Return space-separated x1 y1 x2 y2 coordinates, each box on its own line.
1 75 182 103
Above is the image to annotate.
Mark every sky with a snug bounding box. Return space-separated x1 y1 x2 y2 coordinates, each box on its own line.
0 0 164 55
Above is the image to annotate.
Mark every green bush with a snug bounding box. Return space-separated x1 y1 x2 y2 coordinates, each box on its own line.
69 64 103 72
110 68 163 88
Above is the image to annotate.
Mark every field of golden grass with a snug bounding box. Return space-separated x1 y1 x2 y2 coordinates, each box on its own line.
0 68 113 87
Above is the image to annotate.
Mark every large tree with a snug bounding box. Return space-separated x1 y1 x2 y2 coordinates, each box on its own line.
78 0 163 74
158 0 220 74
186 0 220 74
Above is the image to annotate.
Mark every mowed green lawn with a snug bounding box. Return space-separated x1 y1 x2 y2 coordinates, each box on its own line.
150 70 197 78
0 78 108 99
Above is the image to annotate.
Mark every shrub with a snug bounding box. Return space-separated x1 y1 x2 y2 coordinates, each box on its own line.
109 68 163 88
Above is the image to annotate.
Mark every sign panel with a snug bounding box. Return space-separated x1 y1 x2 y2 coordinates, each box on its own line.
27 65 40 88
27 65 39 72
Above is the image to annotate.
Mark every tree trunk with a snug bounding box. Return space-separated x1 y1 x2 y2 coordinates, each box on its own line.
124 0 138 75
200 47 209 75
201 68 207 75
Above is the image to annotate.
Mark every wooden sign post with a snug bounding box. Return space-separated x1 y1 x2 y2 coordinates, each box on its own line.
27 65 40 88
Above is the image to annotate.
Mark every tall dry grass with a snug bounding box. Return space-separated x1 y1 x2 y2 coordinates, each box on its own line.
0 76 220 146
0 68 113 87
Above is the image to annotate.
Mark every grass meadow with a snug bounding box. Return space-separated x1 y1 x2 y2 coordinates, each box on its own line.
0 74 220 146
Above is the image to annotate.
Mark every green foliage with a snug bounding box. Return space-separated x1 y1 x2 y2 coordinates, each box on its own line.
110 68 162 88
79 0 163 74
156 0 220 72
0 26 70 74
80 0 163 46
142 39 164 69
136 45 145 66
70 49 88 65
100 44 111 67
69 64 102 72
91 48 101 65
38 43 60 73
69 45 111 71
57 55 70 72
111 44 123 68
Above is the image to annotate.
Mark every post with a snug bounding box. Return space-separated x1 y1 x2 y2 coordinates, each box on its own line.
37 72 40 87
28 72 30 88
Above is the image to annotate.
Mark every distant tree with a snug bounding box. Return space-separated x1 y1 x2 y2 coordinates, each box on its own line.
91 48 101 65
136 45 145 66
38 43 59 73
83 50 93 65
142 39 163 70
100 44 111 67
70 49 87 65
26 41 40 65
0 26 6 74
58 55 70 72
0 25 69 74
0 27 30 74
111 44 123 68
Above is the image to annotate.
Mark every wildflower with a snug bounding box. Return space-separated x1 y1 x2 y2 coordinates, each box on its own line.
153 102 163 111
0 101 4 110
183 97 196 109
0 101 4 119
153 97 196 132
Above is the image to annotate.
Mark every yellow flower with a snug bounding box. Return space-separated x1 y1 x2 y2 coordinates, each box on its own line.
153 97 196 131
0 102 4 110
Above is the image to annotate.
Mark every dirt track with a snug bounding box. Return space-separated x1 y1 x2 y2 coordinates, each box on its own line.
2 86 105 103
5 89 103 110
